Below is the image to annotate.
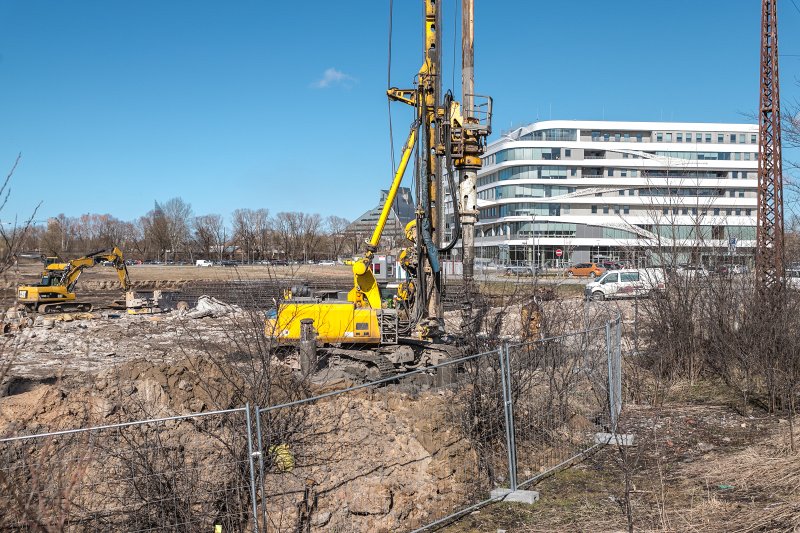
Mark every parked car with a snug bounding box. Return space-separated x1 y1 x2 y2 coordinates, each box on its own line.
505 265 537 276
566 262 605 278
675 264 710 279
600 260 623 271
319 260 336 266
195 259 213 267
715 263 748 275
271 259 289 266
585 268 666 301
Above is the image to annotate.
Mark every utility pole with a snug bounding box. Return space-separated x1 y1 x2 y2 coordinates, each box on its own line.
755 0 785 293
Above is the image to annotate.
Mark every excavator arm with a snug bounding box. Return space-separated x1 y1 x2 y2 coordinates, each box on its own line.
348 127 417 309
59 247 130 292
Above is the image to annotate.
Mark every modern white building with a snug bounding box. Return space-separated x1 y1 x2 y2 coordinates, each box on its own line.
450 120 759 267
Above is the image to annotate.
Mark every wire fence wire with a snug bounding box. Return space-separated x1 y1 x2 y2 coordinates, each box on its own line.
0 310 623 533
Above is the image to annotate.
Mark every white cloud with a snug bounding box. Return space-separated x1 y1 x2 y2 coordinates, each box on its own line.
311 67 356 89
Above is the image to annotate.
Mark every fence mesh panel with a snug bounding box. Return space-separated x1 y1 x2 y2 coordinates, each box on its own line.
0 408 254 532
257 350 510 532
507 324 613 488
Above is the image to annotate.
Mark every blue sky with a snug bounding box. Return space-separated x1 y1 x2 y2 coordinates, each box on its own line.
1 0 799 225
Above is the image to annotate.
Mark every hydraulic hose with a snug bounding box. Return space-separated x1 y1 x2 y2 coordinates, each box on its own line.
438 91 461 253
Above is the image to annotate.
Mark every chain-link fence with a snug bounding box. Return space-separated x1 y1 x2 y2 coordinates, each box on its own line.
0 311 622 532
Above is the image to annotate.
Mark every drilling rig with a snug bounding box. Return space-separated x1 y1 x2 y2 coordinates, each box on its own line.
267 0 491 373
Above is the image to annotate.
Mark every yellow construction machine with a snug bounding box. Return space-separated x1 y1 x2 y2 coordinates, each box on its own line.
267 0 491 347
17 247 131 314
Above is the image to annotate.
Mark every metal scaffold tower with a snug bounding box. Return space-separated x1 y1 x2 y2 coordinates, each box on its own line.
756 0 785 291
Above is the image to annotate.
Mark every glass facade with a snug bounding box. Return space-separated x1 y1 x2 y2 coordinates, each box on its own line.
477 165 569 187
478 184 575 201
519 128 577 141
494 147 562 163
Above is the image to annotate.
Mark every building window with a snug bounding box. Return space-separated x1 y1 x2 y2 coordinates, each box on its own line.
676 133 683 143
706 133 712 143
623 205 630 214
571 168 577 176
682 208 689 215
746 209 752 216
565 149 572 157
730 134 737 143
672 208 678 215
607 168 614 176
713 208 720 215
624 133 630 141
738 190 744 198
729 189 736 198
735 209 742 215
656 133 663 142
734 152 741 161
692 207 698 215
621 169 628 177
603 206 610 214
751 134 757 143
744 152 750 161
591 205 598 214
732 171 738 179
725 209 732 216
636 134 643 142
595 192 602 197
718 133 724 142
686 133 692 142
662 208 669 215
614 206 620 214
629 189 635 195
696 133 703 143
739 134 745 143
666 133 673 142
619 189 625 195
604 133 610 141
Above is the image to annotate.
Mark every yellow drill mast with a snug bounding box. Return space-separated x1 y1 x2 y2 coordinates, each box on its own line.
268 0 491 346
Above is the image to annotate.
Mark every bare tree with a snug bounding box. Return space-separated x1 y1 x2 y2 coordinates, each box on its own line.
231 208 269 262
324 215 350 260
193 214 224 259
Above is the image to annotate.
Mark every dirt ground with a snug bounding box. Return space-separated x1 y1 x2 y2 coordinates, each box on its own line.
442 381 800 532
1 264 798 531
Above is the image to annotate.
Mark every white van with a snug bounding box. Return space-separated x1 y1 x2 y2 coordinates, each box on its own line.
195 259 213 267
585 268 665 301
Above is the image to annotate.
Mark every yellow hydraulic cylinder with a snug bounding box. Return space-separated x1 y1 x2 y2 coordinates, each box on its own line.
369 127 417 248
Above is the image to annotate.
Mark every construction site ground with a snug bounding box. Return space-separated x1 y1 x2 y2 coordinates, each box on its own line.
1 264 797 531
442 381 800 532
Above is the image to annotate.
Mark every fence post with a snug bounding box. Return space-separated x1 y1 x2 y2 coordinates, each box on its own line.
498 345 517 491
504 342 518 491
606 321 617 431
244 403 260 533
615 317 623 423
254 407 268 532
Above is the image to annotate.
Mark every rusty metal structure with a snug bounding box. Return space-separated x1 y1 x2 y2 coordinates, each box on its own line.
755 0 785 291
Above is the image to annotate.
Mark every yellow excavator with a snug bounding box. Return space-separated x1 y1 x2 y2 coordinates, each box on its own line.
267 0 491 346
17 247 130 314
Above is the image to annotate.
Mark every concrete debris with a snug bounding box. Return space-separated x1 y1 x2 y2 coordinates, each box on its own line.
183 295 241 319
